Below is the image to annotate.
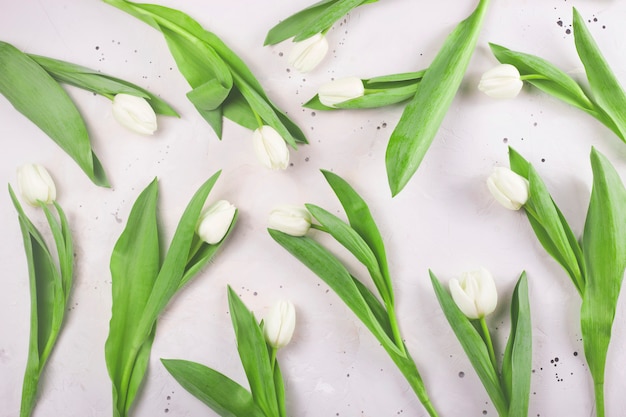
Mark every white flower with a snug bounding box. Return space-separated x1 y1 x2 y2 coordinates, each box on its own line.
264 300 296 349
318 77 365 107
112 93 158 135
196 200 236 244
252 126 290 170
288 33 329 73
269 205 312 236
449 268 498 320
478 64 523 99
17 163 56 206
487 167 530 210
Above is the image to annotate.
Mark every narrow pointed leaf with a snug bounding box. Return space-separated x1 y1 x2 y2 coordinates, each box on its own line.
227 287 279 417
0 41 108 186
573 8 626 141
162 359 267 417
430 271 508 416
28 54 178 116
264 0 339 45
501 273 532 417
321 170 393 304
385 0 490 195
580 148 626 414
105 179 160 417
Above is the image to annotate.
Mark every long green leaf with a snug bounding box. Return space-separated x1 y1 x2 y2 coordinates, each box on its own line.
265 0 374 44
430 271 508 417
306 204 389 303
29 54 178 116
268 229 401 357
489 43 595 112
0 41 108 186
105 179 161 417
321 170 393 304
501 273 532 417
162 359 267 417
573 8 626 142
508 147 585 294
227 287 279 417
580 148 626 417
385 0 490 196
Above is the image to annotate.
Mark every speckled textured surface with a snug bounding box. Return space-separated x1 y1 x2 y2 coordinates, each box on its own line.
1 1 626 416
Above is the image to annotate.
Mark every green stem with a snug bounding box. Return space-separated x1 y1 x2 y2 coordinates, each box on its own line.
270 347 277 372
519 74 549 81
309 224 328 233
385 303 407 355
19 366 40 417
252 110 264 129
479 317 498 372
594 382 605 417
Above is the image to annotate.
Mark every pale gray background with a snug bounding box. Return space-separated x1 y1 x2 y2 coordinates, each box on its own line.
1 0 625 416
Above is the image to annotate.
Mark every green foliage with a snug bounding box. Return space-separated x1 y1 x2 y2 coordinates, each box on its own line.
431 271 532 417
9 187 74 417
489 8 626 144
105 172 237 417
269 171 438 417
385 0 491 196
104 0 306 147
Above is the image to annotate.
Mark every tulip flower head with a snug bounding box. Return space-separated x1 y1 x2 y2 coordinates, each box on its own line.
449 268 498 320
196 200 236 244
288 33 329 73
269 205 312 236
112 93 158 135
478 64 523 99
318 77 365 107
264 300 296 349
17 163 57 206
252 125 290 170
487 166 530 210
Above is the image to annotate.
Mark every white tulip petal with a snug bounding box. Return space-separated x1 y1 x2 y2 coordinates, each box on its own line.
288 33 329 73
269 205 312 236
478 64 523 99
252 126 290 170
487 167 529 210
17 163 57 206
196 200 236 244
318 77 365 107
112 93 158 135
264 300 296 349
449 278 480 319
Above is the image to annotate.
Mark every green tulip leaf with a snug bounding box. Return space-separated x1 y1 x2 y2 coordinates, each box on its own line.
580 148 626 417
161 359 267 417
105 172 235 417
29 54 178 116
0 41 108 187
430 270 508 417
501 273 532 417
386 0 490 196
227 287 279 417
264 0 374 45
573 8 626 142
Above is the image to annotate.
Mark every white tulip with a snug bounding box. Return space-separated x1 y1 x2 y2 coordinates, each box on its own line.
252 126 290 170
17 163 57 206
478 64 523 99
288 33 329 73
196 200 236 244
264 300 296 349
449 268 498 320
269 205 311 236
112 93 158 135
318 77 365 107
487 166 530 210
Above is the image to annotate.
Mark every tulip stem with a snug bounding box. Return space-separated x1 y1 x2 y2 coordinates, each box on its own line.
252 110 264 129
519 74 549 81
386 303 407 355
479 317 498 372
594 382 605 417
310 224 328 233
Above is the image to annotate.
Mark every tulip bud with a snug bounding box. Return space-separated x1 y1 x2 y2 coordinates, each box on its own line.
269 205 312 236
318 77 365 107
288 33 329 73
17 163 57 206
478 64 523 99
196 200 236 244
449 268 498 320
264 300 296 349
252 126 290 170
487 167 530 210
112 93 158 135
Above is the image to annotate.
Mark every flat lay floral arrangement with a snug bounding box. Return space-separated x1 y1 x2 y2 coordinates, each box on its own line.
1 0 626 416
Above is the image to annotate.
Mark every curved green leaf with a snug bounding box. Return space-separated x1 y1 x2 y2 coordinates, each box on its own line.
386 0 490 196
162 359 267 417
0 41 108 186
